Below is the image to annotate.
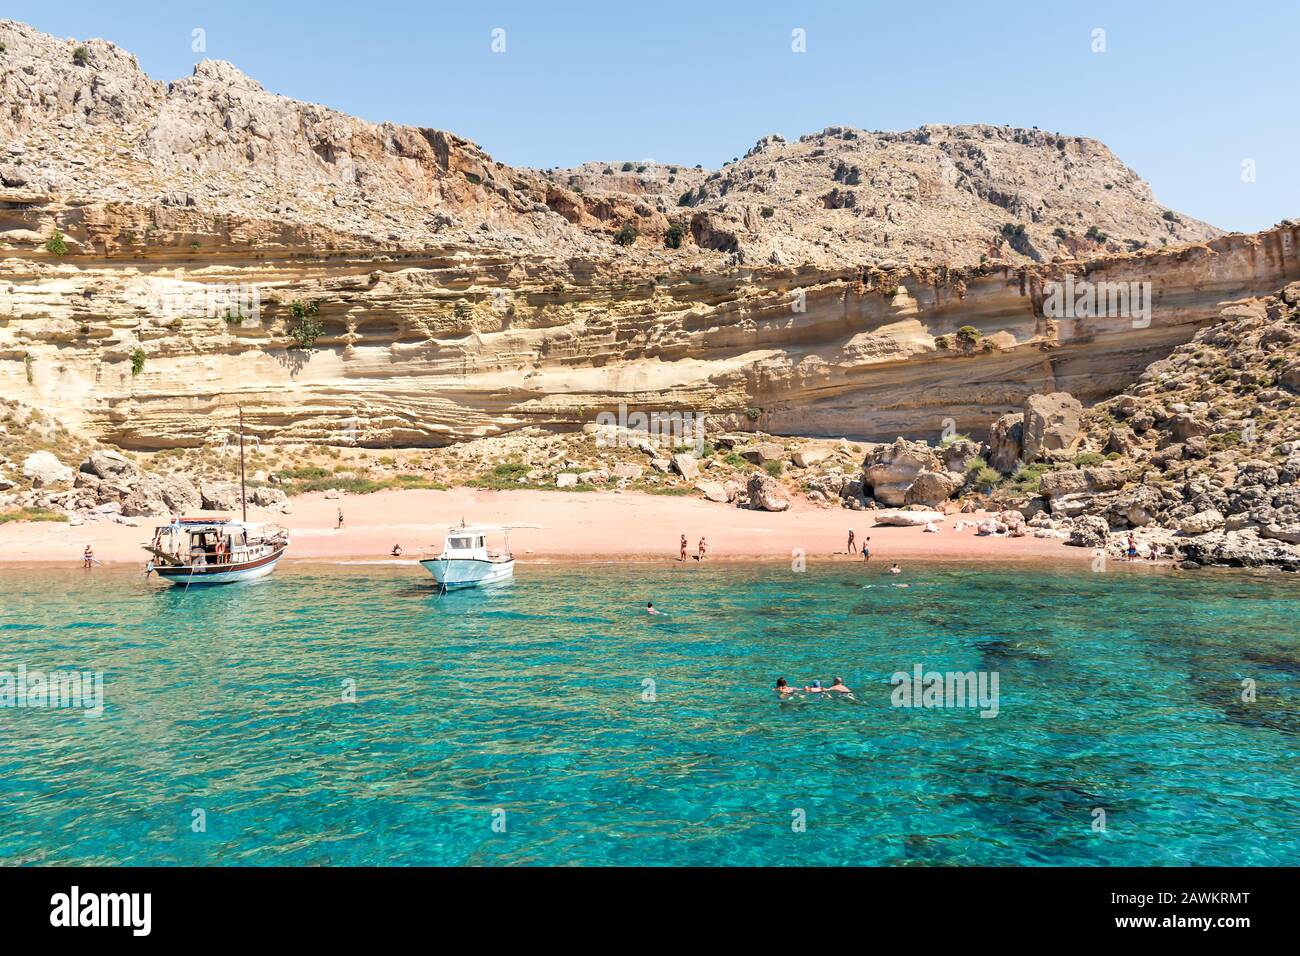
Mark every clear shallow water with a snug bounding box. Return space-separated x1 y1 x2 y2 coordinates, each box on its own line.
0 560 1296 866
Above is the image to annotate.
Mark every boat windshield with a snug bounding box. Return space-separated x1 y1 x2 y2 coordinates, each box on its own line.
448 536 484 549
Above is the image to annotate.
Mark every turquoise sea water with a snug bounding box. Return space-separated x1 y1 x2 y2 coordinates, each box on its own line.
0 560 1296 866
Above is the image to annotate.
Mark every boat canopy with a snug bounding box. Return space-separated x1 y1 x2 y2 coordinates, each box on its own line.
155 519 271 534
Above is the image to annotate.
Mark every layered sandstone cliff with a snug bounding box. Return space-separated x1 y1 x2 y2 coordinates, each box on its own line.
1 18 1294 456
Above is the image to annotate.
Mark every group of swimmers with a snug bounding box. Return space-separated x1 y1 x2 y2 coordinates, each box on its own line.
775 677 853 698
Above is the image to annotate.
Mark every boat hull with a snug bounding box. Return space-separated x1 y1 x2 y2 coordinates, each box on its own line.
419 556 515 590
152 547 286 586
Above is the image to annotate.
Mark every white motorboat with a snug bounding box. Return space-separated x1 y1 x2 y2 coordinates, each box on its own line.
419 523 521 590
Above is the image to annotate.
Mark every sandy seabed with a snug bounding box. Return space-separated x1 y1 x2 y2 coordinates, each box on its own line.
0 488 1091 568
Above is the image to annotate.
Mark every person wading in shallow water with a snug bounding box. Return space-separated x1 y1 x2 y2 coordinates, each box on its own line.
391 544 403 557
83 545 94 568
861 537 871 563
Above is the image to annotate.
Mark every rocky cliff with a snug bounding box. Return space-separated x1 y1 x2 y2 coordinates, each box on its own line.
1 18 1294 458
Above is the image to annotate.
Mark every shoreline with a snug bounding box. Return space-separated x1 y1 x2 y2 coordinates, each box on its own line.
0 486 1093 567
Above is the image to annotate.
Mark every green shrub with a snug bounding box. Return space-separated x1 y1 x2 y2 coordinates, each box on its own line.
1085 225 1108 243
287 300 323 349
72 45 89 66
613 224 637 247
760 206 775 218
0 507 68 524
1073 451 1105 467
744 406 761 421
722 452 748 469
763 460 784 478
463 172 482 185
130 347 146 376
966 462 1002 489
621 162 634 172
664 223 685 249
45 230 68 256
956 325 982 345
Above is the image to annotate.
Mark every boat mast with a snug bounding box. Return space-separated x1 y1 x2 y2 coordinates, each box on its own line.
238 406 248 523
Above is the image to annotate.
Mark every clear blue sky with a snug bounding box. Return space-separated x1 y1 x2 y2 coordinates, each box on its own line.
8 0 1296 232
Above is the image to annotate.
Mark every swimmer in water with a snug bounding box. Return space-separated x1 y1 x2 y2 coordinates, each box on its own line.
775 678 797 697
805 679 826 693
828 677 852 694
888 563 901 575
646 601 662 616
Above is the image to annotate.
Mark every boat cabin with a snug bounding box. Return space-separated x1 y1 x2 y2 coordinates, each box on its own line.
149 517 279 568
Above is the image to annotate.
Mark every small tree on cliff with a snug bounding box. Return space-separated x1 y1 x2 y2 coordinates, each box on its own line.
287 299 323 350
614 224 637 247
45 230 68 256
664 223 685 249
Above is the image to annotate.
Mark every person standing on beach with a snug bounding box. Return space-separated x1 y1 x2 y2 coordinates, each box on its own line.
698 537 707 560
336 508 344 530
847 528 855 555
679 535 687 562
83 545 94 568
861 537 871 563
1126 535 1137 561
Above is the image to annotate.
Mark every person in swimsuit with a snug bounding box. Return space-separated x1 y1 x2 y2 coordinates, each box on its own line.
847 528 855 554
336 508 344 529
888 563 901 575
861 537 871 563
828 677 852 694
775 678 797 697
679 535 687 562
391 544 403 557
805 679 826 693
697 537 707 560
83 546 94 568
646 601 662 616
1126 535 1138 561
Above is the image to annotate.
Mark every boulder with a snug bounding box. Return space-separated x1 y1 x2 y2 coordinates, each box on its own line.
200 482 243 511
1039 469 1088 500
903 469 965 507
671 453 700 481
577 469 609 484
746 472 790 512
695 479 730 503
863 438 940 506
81 449 137 480
873 509 945 527
22 451 74 489
1178 509 1226 534
0 471 14 492
941 438 983 474
791 446 831 468
1067 516 1110 548
737 442 784 465
650 458 672 473
249 485 286 507
611 462 643 480
159 474 202 513
998 510 1027 537
987 414 1024 473
1021 392 1082 462
555 473 579 488
1168 413 1207 443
